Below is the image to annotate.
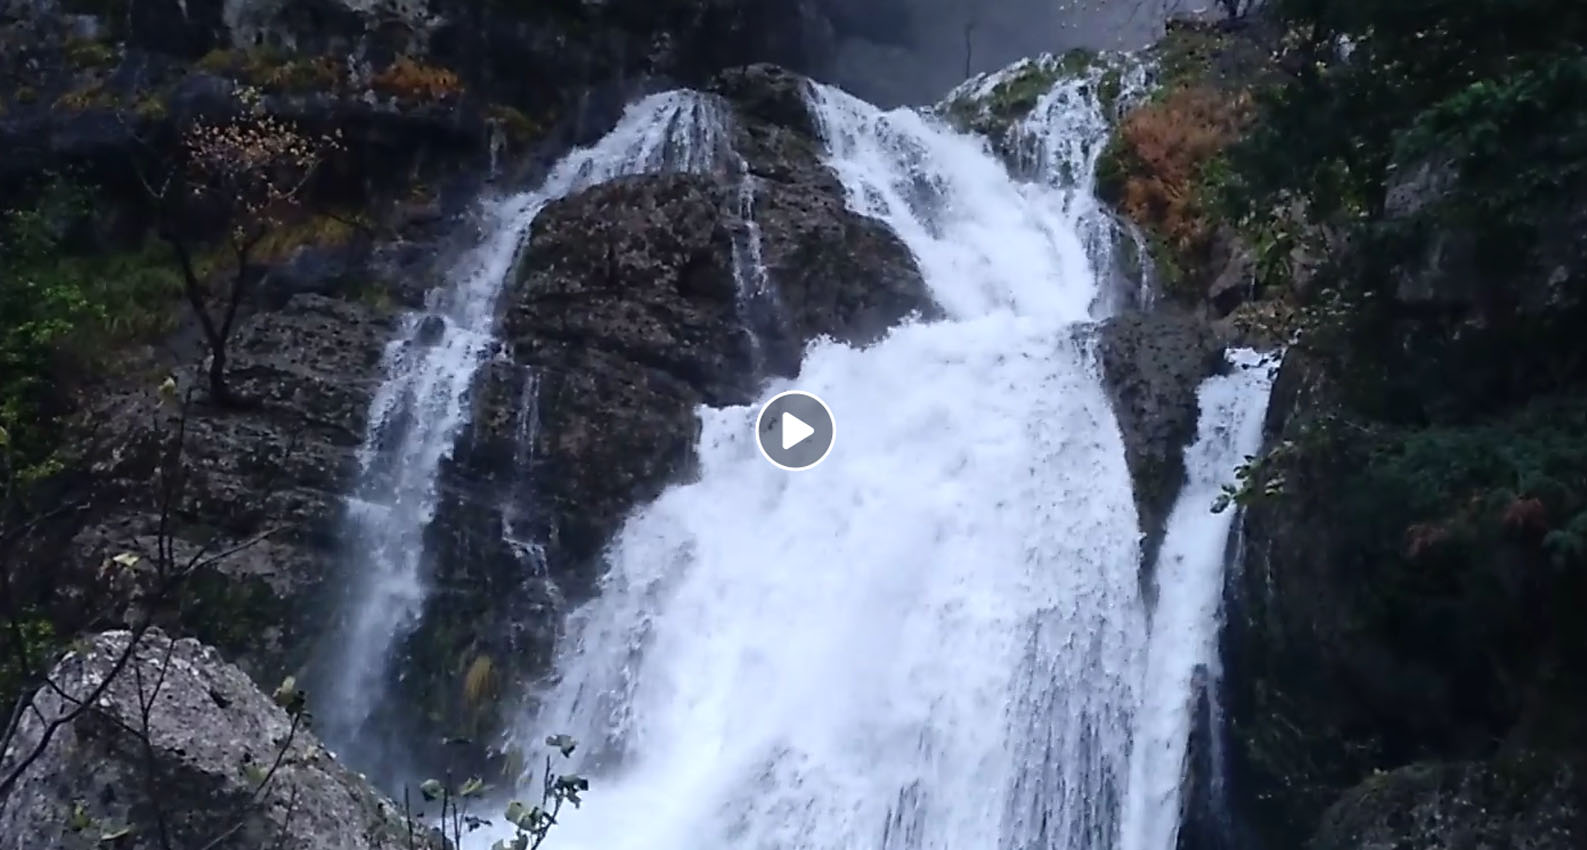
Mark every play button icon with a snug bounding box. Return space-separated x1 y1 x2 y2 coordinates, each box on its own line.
756 390 836 471
781 412 815 450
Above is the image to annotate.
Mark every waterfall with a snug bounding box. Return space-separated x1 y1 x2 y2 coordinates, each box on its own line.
1119 350 1278 850
312 90 739 778
456 65 1276 850
471 74 1164 850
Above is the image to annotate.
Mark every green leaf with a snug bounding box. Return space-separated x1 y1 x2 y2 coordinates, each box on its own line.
458 776 486 798
67 801 93 832
271 677 306 715
545 733 577 757
419 778 444 802
506 802 544 830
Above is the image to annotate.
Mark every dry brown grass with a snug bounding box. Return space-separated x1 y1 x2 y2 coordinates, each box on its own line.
462 653 499 709
1107 85 1252 260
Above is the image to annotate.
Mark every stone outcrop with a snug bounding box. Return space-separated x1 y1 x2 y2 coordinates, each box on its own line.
65 294 396 686
1093 307 1226 571
0 629 443 850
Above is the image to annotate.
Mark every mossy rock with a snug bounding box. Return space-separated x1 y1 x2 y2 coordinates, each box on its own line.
486 103 551 148
939 48 1124 142
63 38 118 70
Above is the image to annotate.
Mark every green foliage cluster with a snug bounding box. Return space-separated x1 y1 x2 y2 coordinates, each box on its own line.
1350 396 1587 571
63 37 117 70
0 611 57 709
1202 0 1587 497
1217 0 1587 275
0 180 185 471
0 183 101 470
197 48 344 95
417 735 587 850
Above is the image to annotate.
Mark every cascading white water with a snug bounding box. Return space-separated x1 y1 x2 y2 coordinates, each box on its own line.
314 90 739 770
941 55 1159 315
1119 350 1277 850
478 77 1170 850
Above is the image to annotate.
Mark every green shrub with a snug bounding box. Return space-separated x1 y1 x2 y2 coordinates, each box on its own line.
1 181 185 470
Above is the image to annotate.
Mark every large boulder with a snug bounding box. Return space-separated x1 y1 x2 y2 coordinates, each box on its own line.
1093 307 1226 572
0 629 443 850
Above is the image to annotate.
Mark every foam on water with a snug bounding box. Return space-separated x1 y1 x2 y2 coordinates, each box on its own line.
484 79 1157 850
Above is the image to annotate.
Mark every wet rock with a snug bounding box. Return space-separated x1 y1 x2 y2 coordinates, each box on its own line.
1093 307 1226 570
1309 757 1583 850
414 314 446 346
709 62 823 139
0 629 443 850
399 73 935 770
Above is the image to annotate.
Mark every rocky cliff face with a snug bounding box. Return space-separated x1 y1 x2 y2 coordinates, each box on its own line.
66 295 397 688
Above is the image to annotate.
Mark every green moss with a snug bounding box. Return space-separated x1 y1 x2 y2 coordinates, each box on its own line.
1093 133 1131 205
486 103 546 147
1098 67 1124 113
54 80 113 111
252 213 360 265
1156 20 1232 90
133 93 167 121
259 55 343 94
1058 46 1100 76
196 48 238 74
351 279 395 312
64 38 117 70
985 62 1063 123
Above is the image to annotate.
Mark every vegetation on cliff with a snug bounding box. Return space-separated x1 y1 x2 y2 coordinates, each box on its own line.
1123 0 1587 844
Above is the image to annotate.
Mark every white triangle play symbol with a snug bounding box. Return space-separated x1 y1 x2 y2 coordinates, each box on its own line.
781 411 816 451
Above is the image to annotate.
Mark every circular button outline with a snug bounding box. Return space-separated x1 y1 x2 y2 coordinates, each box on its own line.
755 390 837 472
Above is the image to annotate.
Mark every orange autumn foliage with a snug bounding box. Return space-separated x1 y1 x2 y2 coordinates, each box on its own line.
1111 85 1251 257
371 56 463 102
